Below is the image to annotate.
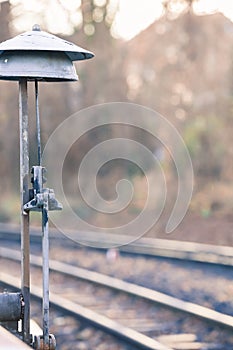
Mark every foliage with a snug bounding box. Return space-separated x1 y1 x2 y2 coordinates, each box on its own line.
184 115 225 179
0 1 233 223
9 0 118 36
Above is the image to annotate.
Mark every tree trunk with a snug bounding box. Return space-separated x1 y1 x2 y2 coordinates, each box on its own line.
0 1 11 41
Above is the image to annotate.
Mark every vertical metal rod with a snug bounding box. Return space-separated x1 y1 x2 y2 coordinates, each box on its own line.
19 79 30 344
42 198 50 346
35 80 41 166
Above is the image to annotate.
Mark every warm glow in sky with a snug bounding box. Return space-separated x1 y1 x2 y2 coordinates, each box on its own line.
8 0 233 40
114 0 233 40
111 0 164 39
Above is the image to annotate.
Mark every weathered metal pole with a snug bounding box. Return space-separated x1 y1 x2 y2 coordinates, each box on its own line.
35 80 41 166
19 78 30 344
42 197 50 347
36 84 50 347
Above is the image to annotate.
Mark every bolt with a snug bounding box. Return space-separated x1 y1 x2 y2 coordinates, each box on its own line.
32 24 41 31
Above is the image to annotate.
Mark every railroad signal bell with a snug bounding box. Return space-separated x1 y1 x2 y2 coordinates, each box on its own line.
0 25 94 349
0 24 94 80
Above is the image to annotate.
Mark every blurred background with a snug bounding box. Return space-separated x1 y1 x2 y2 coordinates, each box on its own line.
0 0 232 244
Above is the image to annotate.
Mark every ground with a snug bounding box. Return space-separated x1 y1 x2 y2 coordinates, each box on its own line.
154 211 233 246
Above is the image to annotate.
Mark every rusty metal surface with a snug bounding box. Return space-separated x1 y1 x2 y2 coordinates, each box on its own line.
0 27 94 61
33 334 56 350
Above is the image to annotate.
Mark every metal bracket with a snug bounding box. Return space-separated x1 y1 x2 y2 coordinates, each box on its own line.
23 166 62 212
22 165 59 349
24 188 62 212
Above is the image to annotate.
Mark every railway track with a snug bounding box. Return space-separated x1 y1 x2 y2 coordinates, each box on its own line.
0 223 232 266
0 325 32 350
1 247 233 349
0 274 172 350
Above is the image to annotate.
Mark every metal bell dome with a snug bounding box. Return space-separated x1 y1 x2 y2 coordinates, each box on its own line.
0 25 94 81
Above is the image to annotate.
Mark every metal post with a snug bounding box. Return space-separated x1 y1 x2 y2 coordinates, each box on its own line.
19 79 30 344
35 80 41 166
35 79 50 347
42 196 50 347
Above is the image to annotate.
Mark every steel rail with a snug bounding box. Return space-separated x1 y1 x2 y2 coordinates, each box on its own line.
0 325 32 350
0 223 232 266
1 247 233 330
0 272 172 350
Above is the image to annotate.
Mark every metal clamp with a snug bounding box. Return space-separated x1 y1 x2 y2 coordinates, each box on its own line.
23 166 62 212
